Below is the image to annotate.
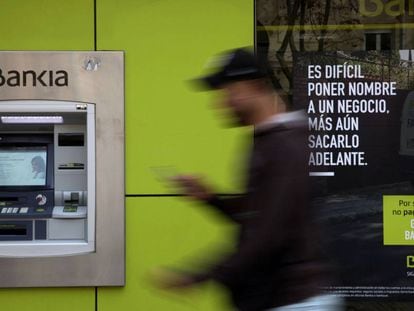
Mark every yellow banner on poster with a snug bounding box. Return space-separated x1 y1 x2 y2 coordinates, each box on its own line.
383 195 414 245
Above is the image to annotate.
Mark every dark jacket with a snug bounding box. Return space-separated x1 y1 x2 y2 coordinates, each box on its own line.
197 121 329 311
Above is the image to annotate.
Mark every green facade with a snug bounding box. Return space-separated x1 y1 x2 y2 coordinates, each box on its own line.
0 0 253 310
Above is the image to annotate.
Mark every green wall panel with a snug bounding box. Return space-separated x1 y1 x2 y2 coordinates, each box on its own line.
0 0 94 50
0 1 95 310
0 0 252 310
97 0 254 195
0 288 95 311
99 197 236 311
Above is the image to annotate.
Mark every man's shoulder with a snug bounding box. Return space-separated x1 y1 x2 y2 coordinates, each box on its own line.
253 123 309 170
256 122 308 146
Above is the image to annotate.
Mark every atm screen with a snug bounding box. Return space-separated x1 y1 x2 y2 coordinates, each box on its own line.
0 147 47 186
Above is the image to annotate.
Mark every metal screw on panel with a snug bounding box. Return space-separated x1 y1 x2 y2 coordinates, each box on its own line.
83 57 101 71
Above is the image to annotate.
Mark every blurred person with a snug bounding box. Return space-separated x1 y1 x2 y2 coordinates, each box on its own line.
153 48 343 311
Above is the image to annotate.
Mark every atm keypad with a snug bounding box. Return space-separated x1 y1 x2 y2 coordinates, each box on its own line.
0 207 29 214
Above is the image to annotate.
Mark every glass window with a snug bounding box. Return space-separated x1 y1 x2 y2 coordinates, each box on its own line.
256 1 414 308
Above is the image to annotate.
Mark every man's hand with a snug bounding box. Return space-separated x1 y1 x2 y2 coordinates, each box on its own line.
172 175 214 201
150 267 196 290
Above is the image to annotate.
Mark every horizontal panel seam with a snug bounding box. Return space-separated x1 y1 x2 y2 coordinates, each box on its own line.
125 193 242 197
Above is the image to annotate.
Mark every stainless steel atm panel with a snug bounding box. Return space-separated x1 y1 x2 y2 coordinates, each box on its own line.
0 52 124 287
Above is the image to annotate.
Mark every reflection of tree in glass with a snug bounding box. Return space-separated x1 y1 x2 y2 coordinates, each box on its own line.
257 0 414 103
31 156 45 179
257 0 361 95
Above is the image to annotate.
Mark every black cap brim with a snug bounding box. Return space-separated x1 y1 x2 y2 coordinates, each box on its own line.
191 71 226 90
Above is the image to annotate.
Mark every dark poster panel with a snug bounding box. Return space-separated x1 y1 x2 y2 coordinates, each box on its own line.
256 0 414 307
293 50 414 300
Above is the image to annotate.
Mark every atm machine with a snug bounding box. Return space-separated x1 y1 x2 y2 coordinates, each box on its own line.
0 101 95 256
0 52 124 287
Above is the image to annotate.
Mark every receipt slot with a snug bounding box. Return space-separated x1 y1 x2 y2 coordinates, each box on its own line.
0 52 124 287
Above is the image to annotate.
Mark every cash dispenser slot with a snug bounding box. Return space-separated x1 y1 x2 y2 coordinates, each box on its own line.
0 220 47 241
0 221 32 241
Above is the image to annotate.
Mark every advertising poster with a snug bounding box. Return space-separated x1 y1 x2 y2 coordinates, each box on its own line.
293 50 414 299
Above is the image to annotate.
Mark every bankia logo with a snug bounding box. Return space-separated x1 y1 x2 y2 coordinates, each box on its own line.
359 0 414 17
0 69 68 87
407 255 414 268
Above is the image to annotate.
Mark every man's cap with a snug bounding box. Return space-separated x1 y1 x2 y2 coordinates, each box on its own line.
194 47 271 89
